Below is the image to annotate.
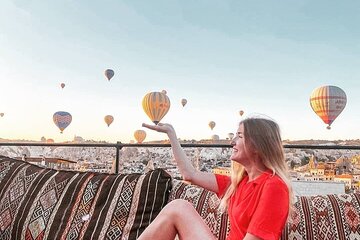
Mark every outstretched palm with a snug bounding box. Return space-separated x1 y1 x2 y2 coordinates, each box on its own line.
142 123 175 135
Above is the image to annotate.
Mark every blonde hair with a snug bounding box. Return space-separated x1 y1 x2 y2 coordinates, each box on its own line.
219 117 294 218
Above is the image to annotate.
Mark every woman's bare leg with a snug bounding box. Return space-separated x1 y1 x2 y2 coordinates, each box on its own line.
138 199 216 240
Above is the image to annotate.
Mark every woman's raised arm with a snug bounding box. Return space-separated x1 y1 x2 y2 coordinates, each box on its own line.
142 123 219 193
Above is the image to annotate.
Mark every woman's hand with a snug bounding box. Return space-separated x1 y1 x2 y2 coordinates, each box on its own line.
142 123 175 135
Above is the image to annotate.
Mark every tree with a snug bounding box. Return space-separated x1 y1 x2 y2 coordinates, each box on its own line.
290 160 296 170
301 156 310 166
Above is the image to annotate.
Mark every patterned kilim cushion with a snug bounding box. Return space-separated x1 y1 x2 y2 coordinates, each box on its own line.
170 179 360 240
282 193 360 240
0 156 172 240
168 179 230 240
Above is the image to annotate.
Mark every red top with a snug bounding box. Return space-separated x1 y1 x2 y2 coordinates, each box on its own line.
216 171 289 240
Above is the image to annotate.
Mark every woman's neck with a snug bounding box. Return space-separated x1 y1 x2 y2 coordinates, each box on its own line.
244 164 268 182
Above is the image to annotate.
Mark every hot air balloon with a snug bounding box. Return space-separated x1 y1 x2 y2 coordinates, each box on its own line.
104 69 114 81
0 113 4 117
142 91 171 124
228 133 234 140
46 138 54 143
181 98 187 107
53 111 72 133
60 83 65 89
239 110 244 116
208 121 216 130
211 134 220 141
161 90 167 95
104 115 114 127
134 130 147 143
310 85 347 129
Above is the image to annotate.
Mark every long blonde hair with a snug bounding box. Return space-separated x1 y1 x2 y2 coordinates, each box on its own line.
219 117 293 218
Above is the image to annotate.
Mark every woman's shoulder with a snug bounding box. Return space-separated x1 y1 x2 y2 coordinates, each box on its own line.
263 173 289 193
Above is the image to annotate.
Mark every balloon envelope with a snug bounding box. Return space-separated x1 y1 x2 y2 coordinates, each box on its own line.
181 98 187 107
142 92 171 124
208 121 216 130
161 90 167 95
0 113 4 117
104 115 114 127
60 83 65 89
211 134 219 141
239 110 244 116
228 133 234 140
104 69 114 81
134 130 147 143
310 85 347 129
53 111 72 133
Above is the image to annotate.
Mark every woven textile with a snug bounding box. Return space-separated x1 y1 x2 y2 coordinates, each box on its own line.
282 193 360 240
168 179 230 240
0 156 171 240
170 179 360 240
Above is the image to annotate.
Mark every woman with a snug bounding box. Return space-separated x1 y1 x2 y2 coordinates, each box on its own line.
138 117 293 240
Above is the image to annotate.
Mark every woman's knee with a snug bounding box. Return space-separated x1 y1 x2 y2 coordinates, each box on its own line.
162 199 196 217
168 199 194 209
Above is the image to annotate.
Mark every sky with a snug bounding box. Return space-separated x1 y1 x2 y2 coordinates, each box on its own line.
1 0 360 143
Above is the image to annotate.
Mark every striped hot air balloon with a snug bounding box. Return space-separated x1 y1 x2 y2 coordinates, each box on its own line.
310 85 347 129
134 130 146 143
104 115 114 127
53 111 72 133
142 92 171 124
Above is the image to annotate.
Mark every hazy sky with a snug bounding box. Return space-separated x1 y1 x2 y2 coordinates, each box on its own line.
1 0 360 143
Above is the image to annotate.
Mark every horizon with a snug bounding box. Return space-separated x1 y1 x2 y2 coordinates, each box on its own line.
1 1 360 143
1 136 360 144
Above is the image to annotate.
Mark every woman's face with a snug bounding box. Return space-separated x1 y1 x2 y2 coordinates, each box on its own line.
230 124 250 163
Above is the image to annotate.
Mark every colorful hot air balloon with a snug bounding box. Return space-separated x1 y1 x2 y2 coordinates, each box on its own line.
46 138 55 143
104 115 114 127
239 110 244 116
60 83 65 89
104 69 114 81
181 98 187 107
0 113 4 117
134 130 147 143
310 85 347 129
142 91 171 125
161 90 167 95
53 111 72 133
228 133 234 140
208 121 216 130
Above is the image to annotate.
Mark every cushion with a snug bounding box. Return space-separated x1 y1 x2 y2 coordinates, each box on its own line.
282 193 360 240
169 179 230 240
169 179 360 240
0 156 171 240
